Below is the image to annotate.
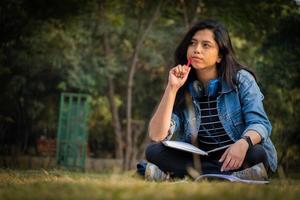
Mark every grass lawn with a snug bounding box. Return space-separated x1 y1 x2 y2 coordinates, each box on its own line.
0 169 299 200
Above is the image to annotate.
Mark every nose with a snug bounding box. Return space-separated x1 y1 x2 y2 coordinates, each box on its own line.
193 44 202 54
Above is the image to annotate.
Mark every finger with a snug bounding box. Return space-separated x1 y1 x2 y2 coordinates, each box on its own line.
179 65 183 72
225 159 236 171
179 65 188 78
183 66 191 78
183 65 189 72
219 148 229 162
178 65 184 78
230 160 237 170
175 65 182 78
173 68 179 78
229 160 238 171
176 65 182 71
221 156 231 172
170 67 176 74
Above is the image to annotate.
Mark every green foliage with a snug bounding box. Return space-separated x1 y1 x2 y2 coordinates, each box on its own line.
88 96 120 158
257 10 300 170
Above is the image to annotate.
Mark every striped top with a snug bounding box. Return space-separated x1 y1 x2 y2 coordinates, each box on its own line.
197 94 234 152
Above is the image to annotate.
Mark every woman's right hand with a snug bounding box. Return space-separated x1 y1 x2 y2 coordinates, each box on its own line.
168 64 191 91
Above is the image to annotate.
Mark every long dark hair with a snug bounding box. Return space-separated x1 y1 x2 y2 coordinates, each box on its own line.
173 19 255 108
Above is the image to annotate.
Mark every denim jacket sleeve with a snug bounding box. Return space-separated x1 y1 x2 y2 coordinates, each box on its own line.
237 70 272 142
164 112 181 141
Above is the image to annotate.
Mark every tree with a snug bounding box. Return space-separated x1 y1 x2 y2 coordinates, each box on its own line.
258 11 300 171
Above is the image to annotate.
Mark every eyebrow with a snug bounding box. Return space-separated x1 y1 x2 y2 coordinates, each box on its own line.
191 38 214 44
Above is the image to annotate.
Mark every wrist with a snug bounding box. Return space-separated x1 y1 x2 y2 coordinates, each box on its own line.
241 135 253 149
238 138 249 149
166 84 179 93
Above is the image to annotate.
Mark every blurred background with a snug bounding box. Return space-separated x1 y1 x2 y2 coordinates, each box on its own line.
0 0 299 174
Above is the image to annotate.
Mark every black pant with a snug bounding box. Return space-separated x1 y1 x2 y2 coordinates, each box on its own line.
145 142 269 178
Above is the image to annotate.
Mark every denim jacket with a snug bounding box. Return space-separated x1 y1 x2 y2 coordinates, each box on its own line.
166 69 277 172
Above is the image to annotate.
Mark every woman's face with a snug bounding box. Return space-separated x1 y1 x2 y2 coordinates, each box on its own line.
186 29 221 70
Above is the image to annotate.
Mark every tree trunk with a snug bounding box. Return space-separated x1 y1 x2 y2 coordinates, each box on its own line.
181 0 190 30
124 1 162 170
100 1 124 161
107 76 124 159
103 34 124 160
131 119 145 168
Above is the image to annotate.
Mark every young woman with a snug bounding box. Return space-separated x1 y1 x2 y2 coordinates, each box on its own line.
145 19 277 180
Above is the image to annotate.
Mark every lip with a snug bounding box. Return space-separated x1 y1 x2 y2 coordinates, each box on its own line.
191 57 204 61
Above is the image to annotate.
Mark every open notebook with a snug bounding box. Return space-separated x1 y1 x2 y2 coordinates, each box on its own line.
162 140 230 156
162 141 269 184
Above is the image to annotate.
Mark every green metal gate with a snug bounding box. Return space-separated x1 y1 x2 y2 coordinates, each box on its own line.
56 92 90 170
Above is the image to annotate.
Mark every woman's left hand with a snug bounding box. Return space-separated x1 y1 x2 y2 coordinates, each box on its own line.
219 139 249 172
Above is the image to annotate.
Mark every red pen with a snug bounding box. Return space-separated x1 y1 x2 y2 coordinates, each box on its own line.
187 58 191 67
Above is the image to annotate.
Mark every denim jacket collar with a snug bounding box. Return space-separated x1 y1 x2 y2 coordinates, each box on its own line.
187 78 234 99
221 80 234 94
